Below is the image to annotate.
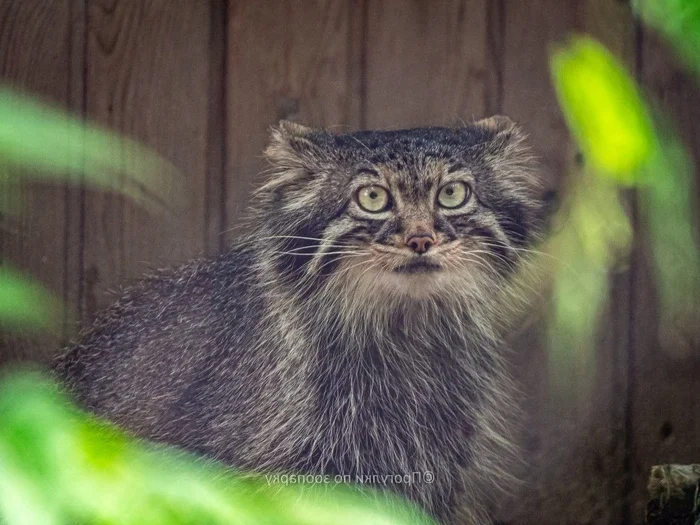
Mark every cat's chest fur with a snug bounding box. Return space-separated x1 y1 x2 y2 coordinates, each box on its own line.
237 300 495 518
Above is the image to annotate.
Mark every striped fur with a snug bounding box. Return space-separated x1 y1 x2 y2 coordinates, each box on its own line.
55 118 547 524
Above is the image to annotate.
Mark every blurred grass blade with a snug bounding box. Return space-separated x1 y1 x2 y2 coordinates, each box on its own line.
634 0 700 77
551 36 656 183
547 36 640 382
0 87 184 213
0 369 436 525
543 172 633 385
640 130 700 352
550 34 700 365
0 267 61 333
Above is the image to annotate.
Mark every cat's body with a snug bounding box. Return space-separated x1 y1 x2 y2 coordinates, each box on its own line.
56 118 546 525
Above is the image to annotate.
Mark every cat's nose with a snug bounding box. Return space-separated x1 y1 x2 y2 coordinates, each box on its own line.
406 235 435 254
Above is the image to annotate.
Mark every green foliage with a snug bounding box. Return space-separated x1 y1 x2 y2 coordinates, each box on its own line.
0 370 436 525
548 35 700 377
0 86 184 332
634 0 700 77
0 87 183 211
551 36 655 183
542 174 632 379
640 129 700 340
0 268 61 333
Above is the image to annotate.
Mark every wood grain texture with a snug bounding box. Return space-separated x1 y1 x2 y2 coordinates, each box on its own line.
499 4 578 524
0 0 80 362
499 2 638 524
0 2 698 523
205 0 227 256
364 0 490 128
82 0 211 318
225 0 362 243
631 23 700 524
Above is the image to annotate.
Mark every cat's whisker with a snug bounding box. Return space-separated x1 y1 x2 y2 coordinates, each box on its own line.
454 252 502 277
477 240 563 264
258 235 357 246
477 239 586 279
460 249 517 271
269 250 365 257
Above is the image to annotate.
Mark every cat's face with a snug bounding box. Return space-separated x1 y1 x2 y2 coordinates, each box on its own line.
255 118 545 302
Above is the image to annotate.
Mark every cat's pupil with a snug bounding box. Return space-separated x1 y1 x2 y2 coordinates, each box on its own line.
369 191 378 199
446 188 454 195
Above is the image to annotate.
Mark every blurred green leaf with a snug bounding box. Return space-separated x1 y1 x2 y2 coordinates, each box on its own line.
549 34 700 370
0 86 187 337
640 127 700 341
0 267 61 333
543 171 633 383
0 87 184 213
634 0 700 77
0 370 436 525
551 36 656 184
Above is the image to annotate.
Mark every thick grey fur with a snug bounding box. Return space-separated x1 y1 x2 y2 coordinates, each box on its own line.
55 117 547 525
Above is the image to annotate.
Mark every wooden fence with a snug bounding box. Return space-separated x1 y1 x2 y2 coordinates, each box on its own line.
1 1 698 524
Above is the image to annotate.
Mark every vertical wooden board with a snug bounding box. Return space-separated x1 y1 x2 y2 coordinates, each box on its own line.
225 0 362 242
205 0 227 256
0 0 78 362
632 27 700 523
500 2 637 524
499 2 576 523
364 0 489 129
64 0 87 335
83 0 211 318
500 0 577 187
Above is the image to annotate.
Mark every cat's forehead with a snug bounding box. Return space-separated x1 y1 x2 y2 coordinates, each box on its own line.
320 126 492 176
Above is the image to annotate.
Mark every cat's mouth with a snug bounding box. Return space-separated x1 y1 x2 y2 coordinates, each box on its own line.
392 258 443 274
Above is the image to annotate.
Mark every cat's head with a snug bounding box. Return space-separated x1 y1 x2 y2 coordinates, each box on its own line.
252 118 546 303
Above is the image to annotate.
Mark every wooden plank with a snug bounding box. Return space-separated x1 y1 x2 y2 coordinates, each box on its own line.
225 0 363 242
64 0 87 334
0 0 80 362
498 1 638 524
205 0 227 257
364 0 489 128
82 0 211 318
631 21 700 524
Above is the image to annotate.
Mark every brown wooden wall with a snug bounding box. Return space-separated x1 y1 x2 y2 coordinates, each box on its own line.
1 1 698 524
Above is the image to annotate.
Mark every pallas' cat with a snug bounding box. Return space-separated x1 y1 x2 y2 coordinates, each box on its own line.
56 117 546 524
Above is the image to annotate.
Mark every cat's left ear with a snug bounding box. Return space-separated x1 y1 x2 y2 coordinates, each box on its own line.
474 116 550 237
474 115 516 134
474 115 526 146
473 115 531 168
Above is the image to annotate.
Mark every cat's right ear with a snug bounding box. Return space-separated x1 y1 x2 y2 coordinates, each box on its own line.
259 120 324 194
264 120 317 169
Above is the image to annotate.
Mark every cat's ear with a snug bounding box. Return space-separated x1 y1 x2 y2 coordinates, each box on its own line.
474 116 549 234
264 120 318 169
473 115 531 167
259 121 324 194
477 115 543 190
474 115 516 135
474 115 528 150
473 115 529 159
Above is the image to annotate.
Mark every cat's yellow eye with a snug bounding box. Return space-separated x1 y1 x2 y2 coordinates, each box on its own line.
356 185 390 213
437 181 470 209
